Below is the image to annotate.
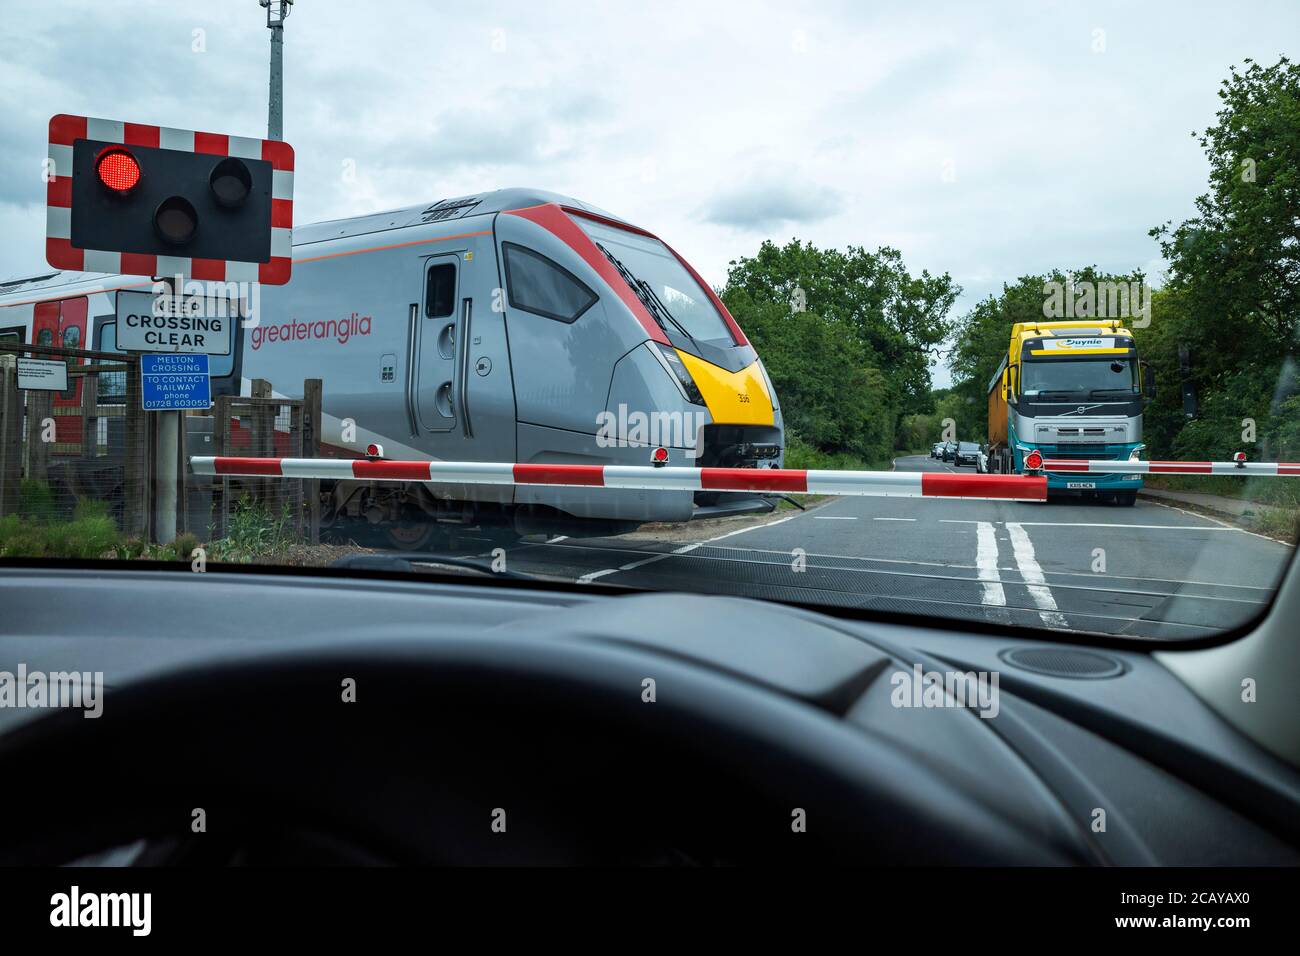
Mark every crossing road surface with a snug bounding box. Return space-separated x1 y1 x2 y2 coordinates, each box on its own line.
488 454 1293 639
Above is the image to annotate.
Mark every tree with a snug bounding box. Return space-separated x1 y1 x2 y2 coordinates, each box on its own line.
722 288 895 463
1143 57 1300 459
1151 57 1300 369
723 239 959 412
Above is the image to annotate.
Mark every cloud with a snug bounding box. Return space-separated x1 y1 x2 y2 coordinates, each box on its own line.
697 177 843 232
0 0 1296 349
377 87 612 171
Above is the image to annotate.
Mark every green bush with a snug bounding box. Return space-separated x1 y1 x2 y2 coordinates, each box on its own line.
784 433 886 472
0 497 121 559
206 495 295 563
18 479 59 520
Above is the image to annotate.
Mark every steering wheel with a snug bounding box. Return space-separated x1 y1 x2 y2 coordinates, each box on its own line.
0 636 1078 865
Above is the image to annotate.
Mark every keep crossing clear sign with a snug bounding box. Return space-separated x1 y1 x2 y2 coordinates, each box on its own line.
141 353 211 410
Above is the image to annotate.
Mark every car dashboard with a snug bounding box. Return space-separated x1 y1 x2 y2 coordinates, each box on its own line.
0 566 1297 866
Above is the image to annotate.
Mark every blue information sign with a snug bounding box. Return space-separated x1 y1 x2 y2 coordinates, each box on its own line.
141 353 211 410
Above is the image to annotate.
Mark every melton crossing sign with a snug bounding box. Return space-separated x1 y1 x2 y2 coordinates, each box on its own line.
141 353 211 410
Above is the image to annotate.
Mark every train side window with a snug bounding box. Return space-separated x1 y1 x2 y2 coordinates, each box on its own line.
502 243 597 323
93 321 127 403
426 263 456 318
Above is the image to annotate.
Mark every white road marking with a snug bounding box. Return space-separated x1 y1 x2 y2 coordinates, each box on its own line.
813 516 858 520
1005 522 1069 629
576 514 798 583
1015 522 1238 530
941 518 1234 531
691 542 1274 595
873 517 917 522
975 521 1006 607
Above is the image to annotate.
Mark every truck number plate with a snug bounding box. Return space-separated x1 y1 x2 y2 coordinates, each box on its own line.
1066 481 1096 489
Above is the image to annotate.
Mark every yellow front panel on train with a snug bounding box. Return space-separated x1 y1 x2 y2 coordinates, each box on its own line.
675 350 775 426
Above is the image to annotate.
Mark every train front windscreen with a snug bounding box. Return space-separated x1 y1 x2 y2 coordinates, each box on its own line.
575 217 738 347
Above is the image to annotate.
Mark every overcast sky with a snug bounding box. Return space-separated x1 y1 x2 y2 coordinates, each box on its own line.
2 0 1296 385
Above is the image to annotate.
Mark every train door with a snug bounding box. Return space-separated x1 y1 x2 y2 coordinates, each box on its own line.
414 252 461 435
33 297 88 454
409 236 515 465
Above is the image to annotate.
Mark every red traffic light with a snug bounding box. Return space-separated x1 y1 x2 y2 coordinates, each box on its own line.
95 147 140 193
1024 449 1043 471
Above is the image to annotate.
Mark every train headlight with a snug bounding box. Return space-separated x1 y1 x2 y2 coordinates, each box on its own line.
653 343 706 406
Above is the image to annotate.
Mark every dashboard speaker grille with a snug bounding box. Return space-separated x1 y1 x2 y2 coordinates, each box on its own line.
998 646 1126 679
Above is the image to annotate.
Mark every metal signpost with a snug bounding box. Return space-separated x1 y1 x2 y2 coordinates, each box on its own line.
140 353 211 543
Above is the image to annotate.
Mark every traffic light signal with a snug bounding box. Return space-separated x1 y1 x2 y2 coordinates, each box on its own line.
46 114 294 284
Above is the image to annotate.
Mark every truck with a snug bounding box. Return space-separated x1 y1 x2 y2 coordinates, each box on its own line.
985 319 1153 505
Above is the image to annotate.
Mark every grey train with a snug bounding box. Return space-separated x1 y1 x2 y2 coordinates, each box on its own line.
0 189 786 545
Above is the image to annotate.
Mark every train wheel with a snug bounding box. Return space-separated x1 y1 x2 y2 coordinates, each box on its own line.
383 520 440 551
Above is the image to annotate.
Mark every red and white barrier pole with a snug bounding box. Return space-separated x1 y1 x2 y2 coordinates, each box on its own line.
189 456 1049 501
1039 459 1300 477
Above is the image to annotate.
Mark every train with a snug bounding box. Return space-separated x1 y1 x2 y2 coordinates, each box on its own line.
0 188 786 546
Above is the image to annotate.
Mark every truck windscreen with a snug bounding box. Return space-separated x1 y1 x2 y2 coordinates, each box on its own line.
1021 357 1136 397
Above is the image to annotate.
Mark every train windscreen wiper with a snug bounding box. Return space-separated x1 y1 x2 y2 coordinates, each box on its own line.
595 242 697 347
635 277 697 348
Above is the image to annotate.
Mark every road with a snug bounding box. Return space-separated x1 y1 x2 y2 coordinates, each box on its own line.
488 455 1293 639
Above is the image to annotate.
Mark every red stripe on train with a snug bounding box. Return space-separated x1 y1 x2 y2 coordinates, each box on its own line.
922 473 1047 499
513 463 607 486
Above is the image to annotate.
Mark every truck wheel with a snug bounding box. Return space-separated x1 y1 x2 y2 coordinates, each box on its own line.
1115 490 1138 507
